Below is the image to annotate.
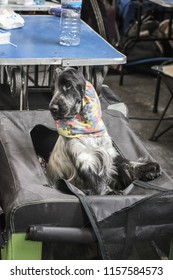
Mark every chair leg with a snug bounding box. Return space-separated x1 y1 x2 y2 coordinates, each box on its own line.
119 65 124 86
153 73 161 113
150 95 173 141
154 124 173 141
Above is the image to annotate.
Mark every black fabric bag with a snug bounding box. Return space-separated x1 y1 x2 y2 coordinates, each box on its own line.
118 13 166 62
0 86 173 259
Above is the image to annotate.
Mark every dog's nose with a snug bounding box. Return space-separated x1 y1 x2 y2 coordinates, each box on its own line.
49 104 59 114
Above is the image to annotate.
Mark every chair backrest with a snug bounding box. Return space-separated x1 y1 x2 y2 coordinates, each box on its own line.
162 64 173 78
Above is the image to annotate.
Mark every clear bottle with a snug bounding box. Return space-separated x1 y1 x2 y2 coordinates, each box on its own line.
59 0 82 46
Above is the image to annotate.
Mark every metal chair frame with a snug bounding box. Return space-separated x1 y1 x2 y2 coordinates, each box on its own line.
150 61 173 141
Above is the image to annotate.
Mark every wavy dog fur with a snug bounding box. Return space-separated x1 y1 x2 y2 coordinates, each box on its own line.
47 67 160 195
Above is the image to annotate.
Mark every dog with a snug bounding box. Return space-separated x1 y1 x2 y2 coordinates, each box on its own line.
47 67 160 195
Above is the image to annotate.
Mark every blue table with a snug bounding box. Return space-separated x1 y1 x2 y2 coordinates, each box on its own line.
149 0 173 7
0 15 126 109
0 15 126 66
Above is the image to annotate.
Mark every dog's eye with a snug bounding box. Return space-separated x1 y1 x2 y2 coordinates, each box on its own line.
76 99 81 105
63 84 71 91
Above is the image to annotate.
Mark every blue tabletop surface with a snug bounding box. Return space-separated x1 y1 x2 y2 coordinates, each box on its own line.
149 0 173 7
0 15 126 66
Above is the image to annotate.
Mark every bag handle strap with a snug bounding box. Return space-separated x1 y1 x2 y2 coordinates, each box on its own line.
56 179 109 259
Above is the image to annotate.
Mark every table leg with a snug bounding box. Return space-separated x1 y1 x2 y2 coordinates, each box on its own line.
21 66 29 110
82 65 108 94
5 66 29 110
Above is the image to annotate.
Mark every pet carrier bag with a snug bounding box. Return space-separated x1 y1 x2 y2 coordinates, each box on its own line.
0 86 173 260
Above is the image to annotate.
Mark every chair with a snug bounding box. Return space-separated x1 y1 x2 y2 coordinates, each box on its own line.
150 61 173 141
119 57 173 86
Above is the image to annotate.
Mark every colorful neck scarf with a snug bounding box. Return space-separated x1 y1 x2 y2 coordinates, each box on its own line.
55 81 107 138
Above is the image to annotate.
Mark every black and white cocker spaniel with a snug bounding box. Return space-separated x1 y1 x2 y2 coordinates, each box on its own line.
47 67 160 195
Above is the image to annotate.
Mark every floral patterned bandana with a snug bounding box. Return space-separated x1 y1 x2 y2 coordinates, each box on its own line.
55 81 107 138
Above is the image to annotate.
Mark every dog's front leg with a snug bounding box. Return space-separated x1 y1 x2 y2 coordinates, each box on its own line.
113 155 161 191
130 160 161 181
67 139 113 195
47 136 77 185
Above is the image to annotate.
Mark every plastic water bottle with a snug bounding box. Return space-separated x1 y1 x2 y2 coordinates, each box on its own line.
59 0 82 46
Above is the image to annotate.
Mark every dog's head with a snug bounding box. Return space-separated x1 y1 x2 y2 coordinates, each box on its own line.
49 67 86 120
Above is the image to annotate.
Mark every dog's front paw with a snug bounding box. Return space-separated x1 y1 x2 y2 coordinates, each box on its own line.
135 162 161 181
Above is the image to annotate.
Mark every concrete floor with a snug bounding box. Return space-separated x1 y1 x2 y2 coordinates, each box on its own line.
104 70 173 177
